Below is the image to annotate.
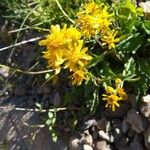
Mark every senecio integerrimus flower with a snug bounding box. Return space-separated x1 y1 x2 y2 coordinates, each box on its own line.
39 24 92 86
77 1 120 49
77 2 112 37
102 78 128 111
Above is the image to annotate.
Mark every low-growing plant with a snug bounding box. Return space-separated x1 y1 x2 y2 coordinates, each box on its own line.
1 0 150 142
36 0 150 141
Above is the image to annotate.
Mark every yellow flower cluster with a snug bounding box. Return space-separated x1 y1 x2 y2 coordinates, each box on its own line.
39 25 92 86
77 1 120 49
102 78 128 111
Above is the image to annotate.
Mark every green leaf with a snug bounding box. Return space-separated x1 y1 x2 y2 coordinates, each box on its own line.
118 33 143 54
35 102 42 108
88 51 108 68
123 57 137 81
46 119 52 126
48 112 54 119
142 20 150 35
138 59 150 80
51 118 56 124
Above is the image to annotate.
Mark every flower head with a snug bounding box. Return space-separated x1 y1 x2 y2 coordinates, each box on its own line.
70 69 88 86
84 1 100 15
39 24 92 85
64 40 92 72
101 30 120 49
105 86 115 94
39 25 66 50
116 87 128 100
43 49 65 74
115 78 122 86
77 2 113 38
103 94 122 111
102 79 127 111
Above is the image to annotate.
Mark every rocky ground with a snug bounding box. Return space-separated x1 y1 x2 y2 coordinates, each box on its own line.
69 95 150 150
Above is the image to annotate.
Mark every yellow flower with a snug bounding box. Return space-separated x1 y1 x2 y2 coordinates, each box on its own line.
39 24 84 74
70 69 88 86
116 87 128 100
77 2 113 38
102 82 128 111
83 1 100 15
99 18 112 34
64 40 92 72
43 49 65 74
99 5 113 20
103 94 122 111
101 30 120 49
115 78 122 86
105 86 115 94
77 14 100 38
64 26 81 42
39 24 66 50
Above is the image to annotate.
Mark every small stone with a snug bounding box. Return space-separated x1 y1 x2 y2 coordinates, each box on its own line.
122 118 130 134
142 95 150 103
97 117 108 130
83 144 93 150
126 109 147 133
69 137 82 150
95 140 109 150
140 95 150 120
14 85 27 96
98 130 110 142
82 119 97 130
80 130 93 146
139 1 150 20
0 67 9 78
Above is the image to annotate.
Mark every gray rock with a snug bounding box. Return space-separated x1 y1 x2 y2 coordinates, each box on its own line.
126 109 148 133
98 130 111 142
